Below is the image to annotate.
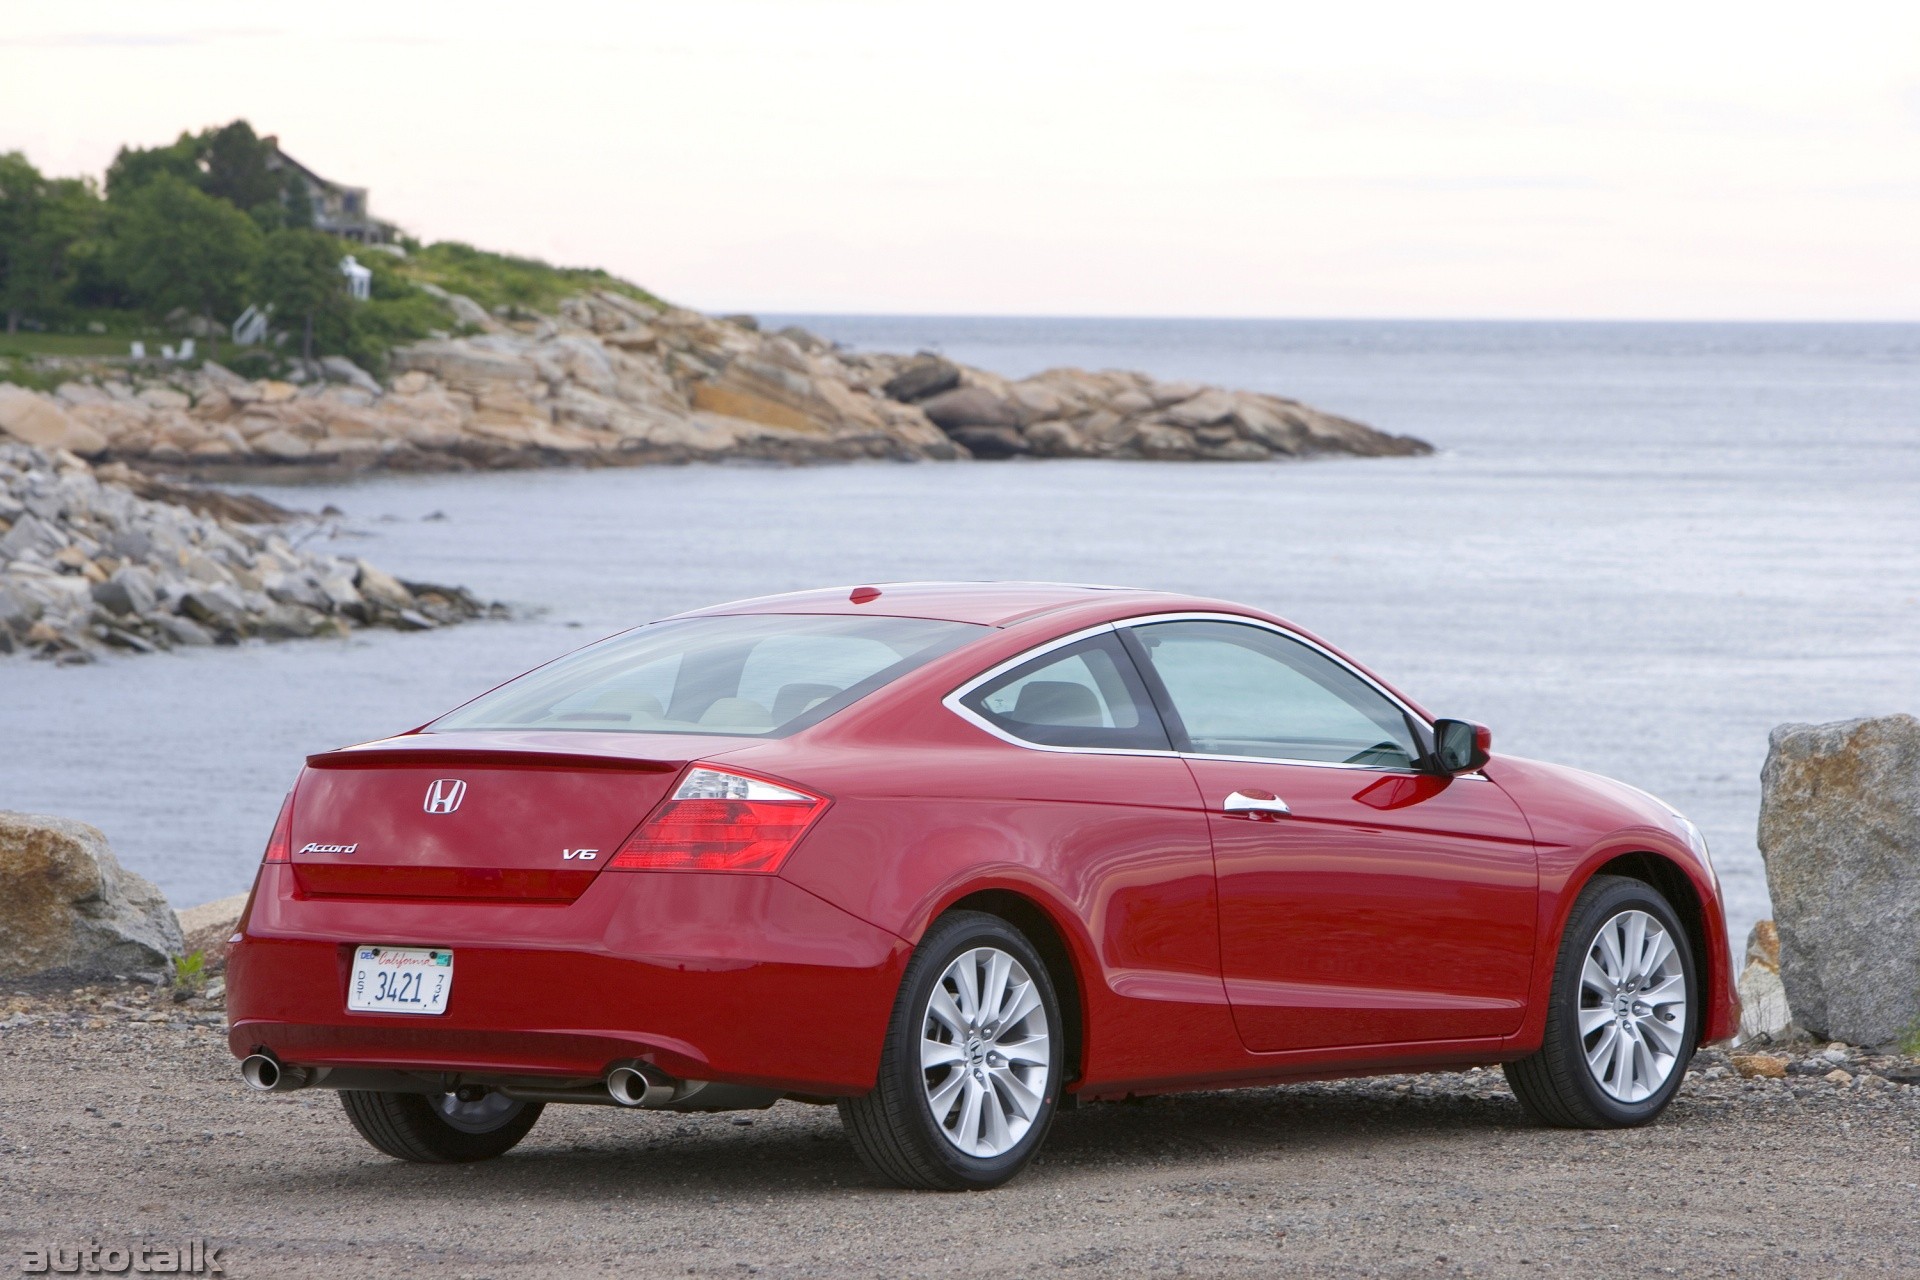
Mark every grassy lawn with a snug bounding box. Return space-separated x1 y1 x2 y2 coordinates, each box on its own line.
0 238 663 379
0 332 154 358
392 242 665 314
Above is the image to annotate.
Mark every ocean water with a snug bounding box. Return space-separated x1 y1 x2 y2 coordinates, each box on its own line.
2 318 1916 961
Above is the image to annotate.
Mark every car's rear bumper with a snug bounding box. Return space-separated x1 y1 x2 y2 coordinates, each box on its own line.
227 866 910 1095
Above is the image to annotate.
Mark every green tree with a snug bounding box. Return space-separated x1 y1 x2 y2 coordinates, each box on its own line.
111 173 262 350
199 120 279 211
0 152 48 333
282 172 314 230
107 119 299 229
253 229 346 362
0 154 104 333
104 131 201 201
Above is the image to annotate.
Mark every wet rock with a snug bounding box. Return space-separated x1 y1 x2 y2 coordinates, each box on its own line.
353 559 414 611
946 425 1031 459
154 614 214 647
883 355 964 403
0 812 184 980
1024 420 1094 457
178 583 248 629
919 385 1022 432
1760 715 1920 1046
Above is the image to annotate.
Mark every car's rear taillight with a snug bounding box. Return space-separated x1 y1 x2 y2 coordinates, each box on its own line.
607 767 827 873
261 791 294 863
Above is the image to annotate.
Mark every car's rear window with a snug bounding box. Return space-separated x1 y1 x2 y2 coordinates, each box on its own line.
430 614 988 737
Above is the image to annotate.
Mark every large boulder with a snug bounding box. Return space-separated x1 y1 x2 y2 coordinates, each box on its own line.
882 355 963 403
918 385 1021 432
1758 714 1920 1046
0 384 108 456
389 338 541 394
0 811 183 980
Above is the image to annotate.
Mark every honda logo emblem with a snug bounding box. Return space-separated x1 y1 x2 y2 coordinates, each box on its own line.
423 778 467 814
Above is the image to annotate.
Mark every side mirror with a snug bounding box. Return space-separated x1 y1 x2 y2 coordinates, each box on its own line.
1432 719 1492 773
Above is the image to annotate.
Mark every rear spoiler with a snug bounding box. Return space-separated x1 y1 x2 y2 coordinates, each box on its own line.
306 746 683 773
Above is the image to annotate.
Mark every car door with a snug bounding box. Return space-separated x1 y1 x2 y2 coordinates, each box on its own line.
1120 617 1538 1054
945 628 1235 1083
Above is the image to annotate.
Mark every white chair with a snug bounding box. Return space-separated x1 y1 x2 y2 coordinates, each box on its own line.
339 255 373 302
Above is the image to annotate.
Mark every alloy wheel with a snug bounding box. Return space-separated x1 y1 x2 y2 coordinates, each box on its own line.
1578 909 1689 1103
434 1089 525 1134
919 946 1053 1157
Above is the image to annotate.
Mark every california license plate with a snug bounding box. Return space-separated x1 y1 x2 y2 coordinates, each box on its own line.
347 946 453 1015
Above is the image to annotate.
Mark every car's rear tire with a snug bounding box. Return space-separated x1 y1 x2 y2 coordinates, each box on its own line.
1504 874 1698 1128
339 1089 544 1162
839 910 1063 1190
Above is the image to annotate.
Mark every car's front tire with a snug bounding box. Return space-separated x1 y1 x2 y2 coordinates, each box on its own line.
839 910 1063 1190
339 1089 544 1163
1505 874 1698 1127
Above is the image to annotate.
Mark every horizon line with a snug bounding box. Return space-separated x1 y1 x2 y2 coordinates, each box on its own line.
735 310 1920 327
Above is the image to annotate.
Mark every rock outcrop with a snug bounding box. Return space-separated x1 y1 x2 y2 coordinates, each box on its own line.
0 812 184 981
0 442 495 662
1759 715 1920 1047
855 357 1432 462
0 295 1430 471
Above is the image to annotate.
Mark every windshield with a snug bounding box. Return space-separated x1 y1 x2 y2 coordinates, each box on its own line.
430 614 988 737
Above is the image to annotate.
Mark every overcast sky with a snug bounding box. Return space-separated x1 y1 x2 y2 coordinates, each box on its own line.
4 0 1917 319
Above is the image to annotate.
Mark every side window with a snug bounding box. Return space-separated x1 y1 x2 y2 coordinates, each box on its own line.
959 632 1170 751
1128 621 1420 768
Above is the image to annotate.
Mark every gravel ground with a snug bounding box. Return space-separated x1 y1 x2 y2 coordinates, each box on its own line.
3 982 1919 1279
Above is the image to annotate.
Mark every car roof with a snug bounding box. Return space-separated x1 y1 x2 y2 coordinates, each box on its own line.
671 581 1200 627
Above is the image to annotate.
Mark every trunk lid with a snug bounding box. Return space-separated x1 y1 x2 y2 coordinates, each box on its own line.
288 731 748 901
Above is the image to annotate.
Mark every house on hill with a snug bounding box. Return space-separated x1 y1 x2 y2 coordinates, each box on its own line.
262 138 394 244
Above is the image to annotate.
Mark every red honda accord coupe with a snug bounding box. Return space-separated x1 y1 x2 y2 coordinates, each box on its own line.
228 582 1735 1189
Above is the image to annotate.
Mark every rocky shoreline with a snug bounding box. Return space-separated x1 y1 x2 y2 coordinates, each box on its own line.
0 296 1432 472
0 442 496 663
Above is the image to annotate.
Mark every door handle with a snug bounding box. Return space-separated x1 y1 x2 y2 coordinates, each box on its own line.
1223 790 1291 818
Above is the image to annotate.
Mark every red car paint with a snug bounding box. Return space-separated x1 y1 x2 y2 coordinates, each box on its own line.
228 583 1737 1101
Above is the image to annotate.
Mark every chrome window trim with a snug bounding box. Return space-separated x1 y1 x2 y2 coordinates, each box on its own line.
942 623 1167 759
943 610 1487 779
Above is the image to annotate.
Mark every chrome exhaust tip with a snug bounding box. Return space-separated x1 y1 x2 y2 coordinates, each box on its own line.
606 1064 668 1108
240 1053 310 1093
240 1054 280 1091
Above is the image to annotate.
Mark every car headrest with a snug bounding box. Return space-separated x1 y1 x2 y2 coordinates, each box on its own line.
1012 680 1103 727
